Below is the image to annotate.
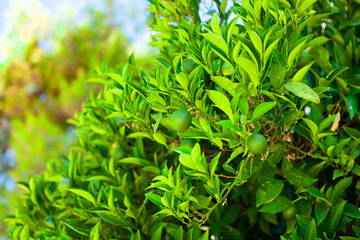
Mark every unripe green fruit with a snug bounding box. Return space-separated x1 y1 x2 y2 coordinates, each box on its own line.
58 178 71 192
282 205 297 220
221 62 234 75
170 109 192 131
180 138 196 148
247 133 268 155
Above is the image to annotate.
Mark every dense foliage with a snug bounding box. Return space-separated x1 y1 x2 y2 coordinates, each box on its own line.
6 0 360 239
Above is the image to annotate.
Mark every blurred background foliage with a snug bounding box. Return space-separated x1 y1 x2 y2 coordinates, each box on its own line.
1 10 131 173
0 0 154 238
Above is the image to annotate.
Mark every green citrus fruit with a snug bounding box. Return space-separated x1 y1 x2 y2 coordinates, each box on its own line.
221 62 235 75
180 138 196 148
170 109 192 131
247 133 268 155
282 205 297 220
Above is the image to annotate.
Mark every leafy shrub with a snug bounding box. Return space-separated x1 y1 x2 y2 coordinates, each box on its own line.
6 0 360 239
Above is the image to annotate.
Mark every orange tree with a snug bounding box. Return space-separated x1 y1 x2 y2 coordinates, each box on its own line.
6 0 360 239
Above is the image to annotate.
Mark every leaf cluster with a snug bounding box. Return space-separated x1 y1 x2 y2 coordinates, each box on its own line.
6 0 360 239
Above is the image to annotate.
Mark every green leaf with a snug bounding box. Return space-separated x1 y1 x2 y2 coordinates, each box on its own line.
108 187 116 212
343 126 360 139
96 211 128 226
353 226 360 238
236 57 259 87
203 32 229 55
105 73 125 86
260 196 291 214
346 94 358 119
199 231 209 240
240 156 264 180
332 138 351 157
256 179 284 207
223 164 237 175
252 101 276 121
284 82 320 103
210 13 222 35
303 187 331 205
175 72 189 91
150 225 164 240
19 224 29 240
303 118 318 138
264 38 281 65
68 188 96 205
326 201 345 239
258 161 276 184
287 40 307 68
126 81 146 98
175 226 184 240
62 221 88 236
90 222 100 240
315 202 330 225
87 77 107 84
216 120 242 132
286 168 317 187
318 115 337 132
29 176 39 207
154 209 174 216
146 193 165 208
238 96 249 116
293 61 315 82
297 215 314 229
226 16 238 43
210 76 237 96
343 203 360 218
270 62 285 89
118 157 153 167
333 169 344 180
153 56 172 69
334 43 351 69
153 132 167 147
298 0 318 15
331 177 352 205
208 90 233 120
179 131 208 139
135 231 142 240
249 31 262 55
305 219 317 240
209 153 220 177
237 36 260 65
326 67 349 82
